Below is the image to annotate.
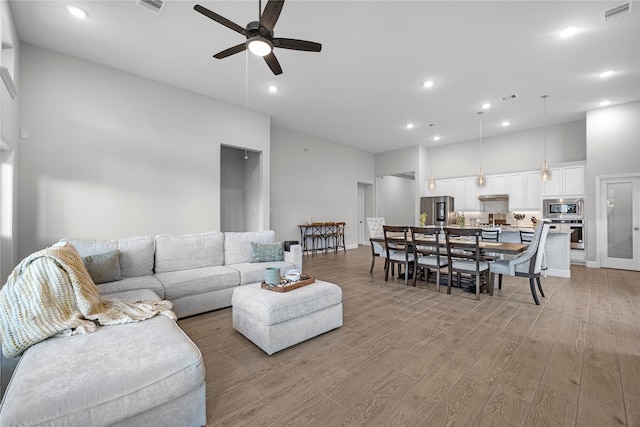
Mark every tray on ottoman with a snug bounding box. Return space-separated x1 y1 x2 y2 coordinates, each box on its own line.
261 277 315 292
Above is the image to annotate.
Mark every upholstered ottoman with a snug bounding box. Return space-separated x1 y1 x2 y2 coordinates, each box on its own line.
231 281 343 355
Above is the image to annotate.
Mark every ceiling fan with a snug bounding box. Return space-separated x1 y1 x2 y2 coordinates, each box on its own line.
194 0 322 75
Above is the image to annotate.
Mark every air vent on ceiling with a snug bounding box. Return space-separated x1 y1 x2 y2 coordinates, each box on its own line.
501 94 518 101
603 2 631 21
137 0 166 15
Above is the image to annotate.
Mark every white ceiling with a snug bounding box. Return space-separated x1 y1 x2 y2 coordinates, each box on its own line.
8 0 640 154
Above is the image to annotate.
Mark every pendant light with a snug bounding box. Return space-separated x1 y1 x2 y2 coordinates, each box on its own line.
428 124 436 191
540 95 551 181
477 111 485 187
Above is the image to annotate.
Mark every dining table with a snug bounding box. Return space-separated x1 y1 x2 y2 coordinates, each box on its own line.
371 233 529 293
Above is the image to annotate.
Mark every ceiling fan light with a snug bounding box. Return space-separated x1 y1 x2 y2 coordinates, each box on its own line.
248 37 273 56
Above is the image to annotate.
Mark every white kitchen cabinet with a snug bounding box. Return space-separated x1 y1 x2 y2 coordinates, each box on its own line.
453 178 466 209
509 172 541 210
437 179 453 197
542 163 585 197
477 174 508 196
464 177 479 211
492 174 509 194
509 173 524 210
563 165 584 195
542 167 562 196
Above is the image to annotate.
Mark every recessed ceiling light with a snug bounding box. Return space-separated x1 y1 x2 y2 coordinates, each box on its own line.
599 70 614 78
481 103 491 109
559 26 579 38
433 135 440 141
501 121 510 127
600 100 611 107
268 85 278 93
423 80 435 88
66 5 88 19
406 123 415 129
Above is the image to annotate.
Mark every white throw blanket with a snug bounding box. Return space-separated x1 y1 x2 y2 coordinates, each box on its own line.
0 243 176 357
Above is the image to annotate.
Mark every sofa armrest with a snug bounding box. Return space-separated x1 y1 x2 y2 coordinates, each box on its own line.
284 244 302 273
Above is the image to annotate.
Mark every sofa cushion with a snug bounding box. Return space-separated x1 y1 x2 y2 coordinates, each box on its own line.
228 261 295 285
155 232 224 273
97 275 166 299
60 236 155 278
82 250 122 284
0 316 205 426
250 242 284 263
154 265 239 300
224 230 275 265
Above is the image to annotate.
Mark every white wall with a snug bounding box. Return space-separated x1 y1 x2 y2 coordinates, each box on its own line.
270 127 375 248
375 146 423 224
585 101 640 263
17 44 270 259
376 175 415 226
430 120 586 178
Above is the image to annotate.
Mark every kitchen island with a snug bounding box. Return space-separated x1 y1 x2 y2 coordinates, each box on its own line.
496 227 572 278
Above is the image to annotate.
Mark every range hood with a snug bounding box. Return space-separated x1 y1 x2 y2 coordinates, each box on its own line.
478 194 509 201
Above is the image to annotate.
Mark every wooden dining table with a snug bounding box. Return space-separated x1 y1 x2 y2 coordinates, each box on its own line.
370 236 528 255
371 235 528 294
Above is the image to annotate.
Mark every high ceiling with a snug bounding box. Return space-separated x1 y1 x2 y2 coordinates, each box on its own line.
9 0 640 154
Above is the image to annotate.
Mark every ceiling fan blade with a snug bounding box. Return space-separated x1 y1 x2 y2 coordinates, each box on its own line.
194 4 246 35
260 0 284 32
213 43 247 59
273 38 322 52
264 52 283 75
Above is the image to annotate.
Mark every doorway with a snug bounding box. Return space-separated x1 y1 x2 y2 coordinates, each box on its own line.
598 175 640 270
220 146 261 232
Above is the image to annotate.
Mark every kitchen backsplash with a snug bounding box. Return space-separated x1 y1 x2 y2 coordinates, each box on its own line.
481 200 509 213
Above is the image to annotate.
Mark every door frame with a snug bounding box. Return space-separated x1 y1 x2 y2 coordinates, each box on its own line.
595 173 640 270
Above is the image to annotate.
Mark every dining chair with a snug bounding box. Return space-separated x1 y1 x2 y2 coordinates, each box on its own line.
383 225 415 285
367 218 386 273
519 230 534 243
489 220 552 305
480 228 501 262
444 227 490 300
410 226 448 291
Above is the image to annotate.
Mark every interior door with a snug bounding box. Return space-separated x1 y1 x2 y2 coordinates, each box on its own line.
600 176 640 270
357 192 365 245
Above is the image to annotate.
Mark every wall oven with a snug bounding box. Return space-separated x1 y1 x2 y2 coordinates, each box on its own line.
543 198 584 250
548 219 584 250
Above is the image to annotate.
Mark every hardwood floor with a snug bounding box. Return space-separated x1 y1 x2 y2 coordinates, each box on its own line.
179 246 640 426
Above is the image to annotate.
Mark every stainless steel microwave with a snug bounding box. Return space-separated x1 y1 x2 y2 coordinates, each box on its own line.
543 198 584 219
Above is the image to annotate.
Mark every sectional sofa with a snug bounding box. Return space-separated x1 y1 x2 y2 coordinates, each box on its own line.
0 230 302 426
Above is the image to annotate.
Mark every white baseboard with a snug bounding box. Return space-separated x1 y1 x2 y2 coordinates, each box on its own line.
546 267 571 278
586 261 599 268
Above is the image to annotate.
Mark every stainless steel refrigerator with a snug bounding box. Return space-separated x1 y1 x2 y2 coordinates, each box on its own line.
420 196 455 226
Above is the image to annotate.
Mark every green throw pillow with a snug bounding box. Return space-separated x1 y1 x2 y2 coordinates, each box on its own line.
82 250 122 284
250 242 284 263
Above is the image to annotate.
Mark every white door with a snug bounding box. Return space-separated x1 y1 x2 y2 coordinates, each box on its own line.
357 192 365 245
600 176 640 270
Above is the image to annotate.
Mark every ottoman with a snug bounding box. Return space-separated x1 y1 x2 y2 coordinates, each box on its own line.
231 281 343 355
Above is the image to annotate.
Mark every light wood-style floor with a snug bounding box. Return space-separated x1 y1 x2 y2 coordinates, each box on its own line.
179 245 640 426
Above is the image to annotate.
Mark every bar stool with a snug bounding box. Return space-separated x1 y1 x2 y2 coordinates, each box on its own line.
310 222 326 256
335 222 346 252
324 222 337 253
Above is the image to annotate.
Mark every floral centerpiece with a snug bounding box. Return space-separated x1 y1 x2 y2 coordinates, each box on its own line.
455 212 466 227
419 212 427 226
